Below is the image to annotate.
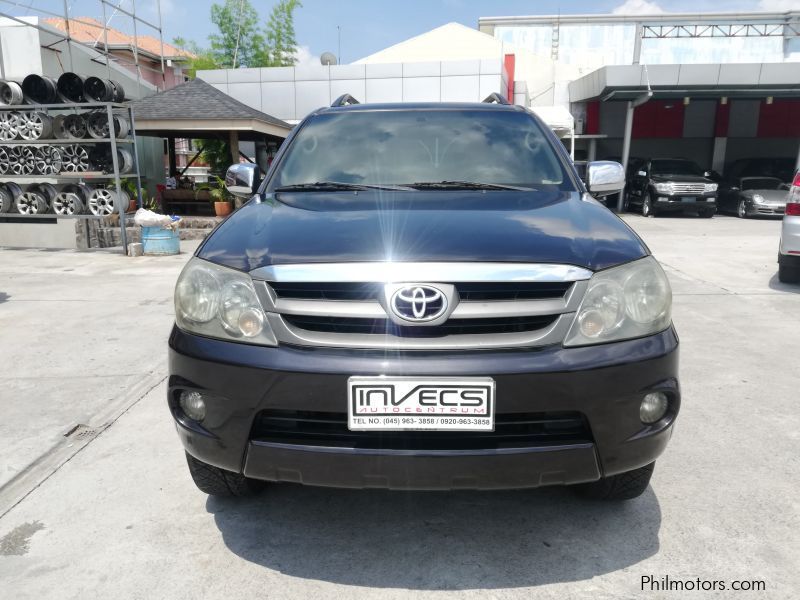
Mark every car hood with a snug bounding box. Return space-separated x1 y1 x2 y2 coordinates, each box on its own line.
197 190 648 273
742 189 788 203
651 174 712 183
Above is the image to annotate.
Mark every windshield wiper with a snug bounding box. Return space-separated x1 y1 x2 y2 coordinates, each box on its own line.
274 181 415 192
406 180 534 191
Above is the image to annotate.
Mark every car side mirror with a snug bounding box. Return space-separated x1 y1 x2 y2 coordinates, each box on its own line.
225 163 261 198
586 161 626 197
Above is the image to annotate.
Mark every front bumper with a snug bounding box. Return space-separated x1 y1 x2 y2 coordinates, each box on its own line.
168 326 680 490
654 194 716 212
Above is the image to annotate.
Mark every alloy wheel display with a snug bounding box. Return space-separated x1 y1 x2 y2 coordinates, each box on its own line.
8 146 35 175
17 112 53 140
60 144 90 172
88 187 128 216
0 183 12 212
15 190 48 214
56 72 86 103
52 183 91 215
0 146 9 174
0 81 24 106
33 146 63 175
0 112 19 141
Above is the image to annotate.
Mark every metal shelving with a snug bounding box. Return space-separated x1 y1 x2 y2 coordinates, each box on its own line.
0 139 134 145
0 101 143 249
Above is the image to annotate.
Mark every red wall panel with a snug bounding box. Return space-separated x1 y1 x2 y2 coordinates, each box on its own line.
632 100 685 139
585 100 600 135
714 101 730 137
504 54 515 102
757 99 800 138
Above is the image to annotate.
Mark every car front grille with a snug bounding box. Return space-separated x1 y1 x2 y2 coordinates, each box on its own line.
251 410 593 450
270 281 573 302
282 314 559 336
252 262 591 350
669 183 706 195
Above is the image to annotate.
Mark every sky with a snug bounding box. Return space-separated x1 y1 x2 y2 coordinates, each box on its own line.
5 0 798 64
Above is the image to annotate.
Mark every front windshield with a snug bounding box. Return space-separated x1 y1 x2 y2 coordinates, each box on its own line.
741 178 782 191
651 160 704 177
269 109 572 191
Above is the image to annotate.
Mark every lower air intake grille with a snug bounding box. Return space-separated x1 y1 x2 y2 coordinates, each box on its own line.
282 314 558 337
251 410 592 450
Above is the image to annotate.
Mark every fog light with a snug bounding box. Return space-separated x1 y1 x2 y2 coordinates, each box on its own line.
640 392 668 424
179 390 206 422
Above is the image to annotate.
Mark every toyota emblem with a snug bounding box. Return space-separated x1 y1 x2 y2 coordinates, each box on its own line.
390 285 447 322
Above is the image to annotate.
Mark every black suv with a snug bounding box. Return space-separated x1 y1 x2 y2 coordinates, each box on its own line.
625 158 718 217
169 96 680 501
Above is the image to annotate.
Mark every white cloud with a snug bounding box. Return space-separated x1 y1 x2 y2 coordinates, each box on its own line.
612 0 666 14
294 45 321 67
757 0 799 10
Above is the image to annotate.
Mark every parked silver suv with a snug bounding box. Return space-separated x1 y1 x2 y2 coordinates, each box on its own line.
778 171 800 284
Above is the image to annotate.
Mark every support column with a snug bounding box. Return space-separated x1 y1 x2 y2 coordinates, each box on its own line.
711 137 727 174
229 131 242 207
618 101 635 212
229 131 240 165
588 138 597 162
255 140 269 176
167 137 177 176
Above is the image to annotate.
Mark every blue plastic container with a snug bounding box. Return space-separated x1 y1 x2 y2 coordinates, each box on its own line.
141 226 180 255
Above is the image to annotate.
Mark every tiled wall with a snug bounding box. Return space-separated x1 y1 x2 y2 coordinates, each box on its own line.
198 59 508 122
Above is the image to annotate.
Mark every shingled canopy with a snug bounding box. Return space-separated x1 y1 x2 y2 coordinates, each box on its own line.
130 78 291 141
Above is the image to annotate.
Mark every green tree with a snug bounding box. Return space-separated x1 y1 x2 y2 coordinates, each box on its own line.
208 0 265 68
260 0 303 67
172 37 220 78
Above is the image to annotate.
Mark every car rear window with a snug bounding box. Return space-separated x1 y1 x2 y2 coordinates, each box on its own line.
269 109 573 191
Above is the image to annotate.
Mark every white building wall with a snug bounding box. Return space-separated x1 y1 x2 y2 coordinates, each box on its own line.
199 60 507 124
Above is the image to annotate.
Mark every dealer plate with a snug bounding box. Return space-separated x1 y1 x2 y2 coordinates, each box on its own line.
348 377 495 431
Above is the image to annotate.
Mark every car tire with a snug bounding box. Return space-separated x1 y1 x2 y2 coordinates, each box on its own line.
185 452 264 497
573 462 655 500
737 199 748 219
700 208 715 218
622 191 630 212
778 264 800 284
642 193 657 218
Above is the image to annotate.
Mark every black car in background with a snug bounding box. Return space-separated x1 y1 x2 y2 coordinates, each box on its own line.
724 157 795 186
624 158 718 218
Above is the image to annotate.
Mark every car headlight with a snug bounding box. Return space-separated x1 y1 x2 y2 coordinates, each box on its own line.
704 183 718 193
654 183 673 194
751 194 764 204
175 258 277 345
564 256 672 347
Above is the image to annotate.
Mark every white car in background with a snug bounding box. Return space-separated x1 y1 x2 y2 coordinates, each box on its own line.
778 171 800 284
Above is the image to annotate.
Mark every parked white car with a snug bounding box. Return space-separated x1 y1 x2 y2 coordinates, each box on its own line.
778 171 800 284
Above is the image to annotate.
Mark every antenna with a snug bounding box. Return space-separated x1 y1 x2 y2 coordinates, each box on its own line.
320 51 337 66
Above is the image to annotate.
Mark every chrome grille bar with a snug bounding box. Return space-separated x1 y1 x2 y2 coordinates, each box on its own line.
250 262 591 350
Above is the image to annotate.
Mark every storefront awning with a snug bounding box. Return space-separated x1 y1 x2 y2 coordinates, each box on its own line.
569 62 800 103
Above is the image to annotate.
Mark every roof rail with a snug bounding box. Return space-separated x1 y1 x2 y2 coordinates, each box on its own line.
331 94 360 107
482 93 510 105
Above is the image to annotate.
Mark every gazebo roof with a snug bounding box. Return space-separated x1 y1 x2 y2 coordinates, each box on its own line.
131 78 292 140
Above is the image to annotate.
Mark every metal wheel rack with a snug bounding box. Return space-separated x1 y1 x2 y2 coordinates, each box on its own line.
0 101 143 250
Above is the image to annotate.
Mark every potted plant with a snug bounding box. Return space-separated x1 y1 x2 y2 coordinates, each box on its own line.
197 176 233 217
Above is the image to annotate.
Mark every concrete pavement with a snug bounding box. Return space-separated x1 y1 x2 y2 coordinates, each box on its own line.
0 215 798 599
